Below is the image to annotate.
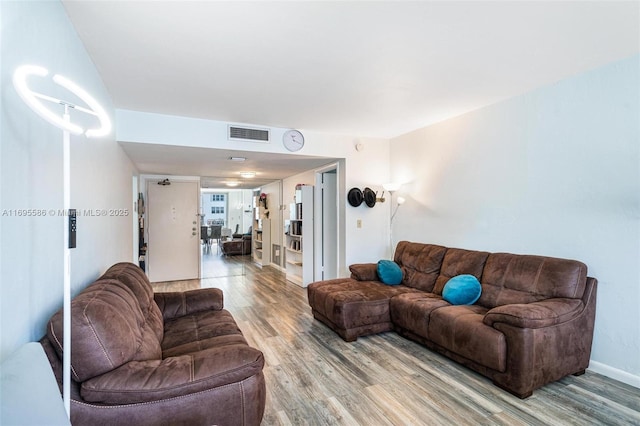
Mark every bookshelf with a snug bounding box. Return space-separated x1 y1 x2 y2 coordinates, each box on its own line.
252 207 271 267
285 185 313 287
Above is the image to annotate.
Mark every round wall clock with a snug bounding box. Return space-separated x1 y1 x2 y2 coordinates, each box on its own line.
283 129 304 152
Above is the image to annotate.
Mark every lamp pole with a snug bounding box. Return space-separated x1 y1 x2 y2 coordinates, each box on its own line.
383 183 401 258
62 109 71 415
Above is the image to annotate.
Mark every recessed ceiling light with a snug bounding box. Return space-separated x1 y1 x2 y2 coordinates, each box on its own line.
229 156 246 162
226 181 239 187
239 171 256 178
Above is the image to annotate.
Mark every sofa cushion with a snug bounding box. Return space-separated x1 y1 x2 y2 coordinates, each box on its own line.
377 260 403 285
48 279 162 382
394 242 447 292
80 345 265 404
428 305 506 372
442 275 482 305
390 292 449 339
479 253 587 308
161 309 248 358
100 262 164 342
432 248 489 295
154 288 224 321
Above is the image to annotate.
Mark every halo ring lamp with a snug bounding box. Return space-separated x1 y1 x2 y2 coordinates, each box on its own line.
13 64 111 137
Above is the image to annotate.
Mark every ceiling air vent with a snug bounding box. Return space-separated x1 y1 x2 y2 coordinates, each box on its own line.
228 125 270 143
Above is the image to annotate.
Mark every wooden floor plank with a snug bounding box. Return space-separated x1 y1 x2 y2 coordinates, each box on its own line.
151 253 640 425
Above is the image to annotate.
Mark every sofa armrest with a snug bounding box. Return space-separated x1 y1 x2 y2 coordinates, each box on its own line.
80 345 264 404
154 288 223 320
349 263 378 281
483 298 584 329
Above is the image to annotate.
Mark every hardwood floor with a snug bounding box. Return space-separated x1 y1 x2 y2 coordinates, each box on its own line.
152 255 640 426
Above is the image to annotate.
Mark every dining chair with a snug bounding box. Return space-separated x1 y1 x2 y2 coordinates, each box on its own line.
209 225 222 253
200 226 212 252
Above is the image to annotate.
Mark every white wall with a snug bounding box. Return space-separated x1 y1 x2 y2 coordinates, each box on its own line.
0 1 137 361
390 55 640 387
116 110 392 276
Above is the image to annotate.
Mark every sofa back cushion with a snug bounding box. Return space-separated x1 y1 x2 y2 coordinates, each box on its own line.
99 262 164 342
432 248 490 295
48 278 162 382
394 242 447 292
478 253 587 308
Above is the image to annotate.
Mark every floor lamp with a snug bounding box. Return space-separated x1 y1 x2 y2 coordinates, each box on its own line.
13 65 111 418
383 183 405 258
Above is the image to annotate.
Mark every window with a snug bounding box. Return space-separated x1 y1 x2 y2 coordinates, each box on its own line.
211 206 225 214
211 194 225 202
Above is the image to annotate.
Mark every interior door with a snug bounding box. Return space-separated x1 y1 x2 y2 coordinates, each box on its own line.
147 181 200 282
320 171 338 280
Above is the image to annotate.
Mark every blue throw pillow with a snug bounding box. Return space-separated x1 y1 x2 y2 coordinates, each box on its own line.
377 260 403 285
442 274 482 305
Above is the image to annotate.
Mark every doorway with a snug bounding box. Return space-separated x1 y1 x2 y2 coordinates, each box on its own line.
199 188 253 279
315 165 339 281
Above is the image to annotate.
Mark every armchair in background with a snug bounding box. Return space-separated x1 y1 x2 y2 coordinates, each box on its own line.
221 234 252 256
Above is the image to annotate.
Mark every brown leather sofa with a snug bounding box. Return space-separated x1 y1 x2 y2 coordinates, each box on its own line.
221 235 252 256
307 241 597 398
40 262 266 425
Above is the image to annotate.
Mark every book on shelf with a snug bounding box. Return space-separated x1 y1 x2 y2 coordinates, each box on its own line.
290 221 302 235
288 240 301 251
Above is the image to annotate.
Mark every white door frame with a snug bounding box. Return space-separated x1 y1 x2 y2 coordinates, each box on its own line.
132 175 139 264
314 162 343 280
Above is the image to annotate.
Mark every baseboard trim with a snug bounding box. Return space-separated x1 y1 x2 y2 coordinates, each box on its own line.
588 360 640 389
266 264 286 273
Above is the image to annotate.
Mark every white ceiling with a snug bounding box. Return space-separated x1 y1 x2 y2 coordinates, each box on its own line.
62 1 639 186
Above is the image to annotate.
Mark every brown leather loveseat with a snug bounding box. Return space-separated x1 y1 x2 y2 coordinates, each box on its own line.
221 234 252 256
41 262 266 425
307 241 597 398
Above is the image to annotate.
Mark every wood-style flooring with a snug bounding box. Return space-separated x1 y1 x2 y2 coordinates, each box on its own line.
151 252 640 426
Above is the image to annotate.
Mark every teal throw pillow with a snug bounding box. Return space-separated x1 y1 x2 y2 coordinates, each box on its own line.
442 275 482 305
377 260 403 285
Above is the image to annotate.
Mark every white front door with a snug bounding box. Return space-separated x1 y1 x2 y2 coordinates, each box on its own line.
147 181 200 282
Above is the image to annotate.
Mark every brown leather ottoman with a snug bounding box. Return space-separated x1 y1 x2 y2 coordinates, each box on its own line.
307 278 418 341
